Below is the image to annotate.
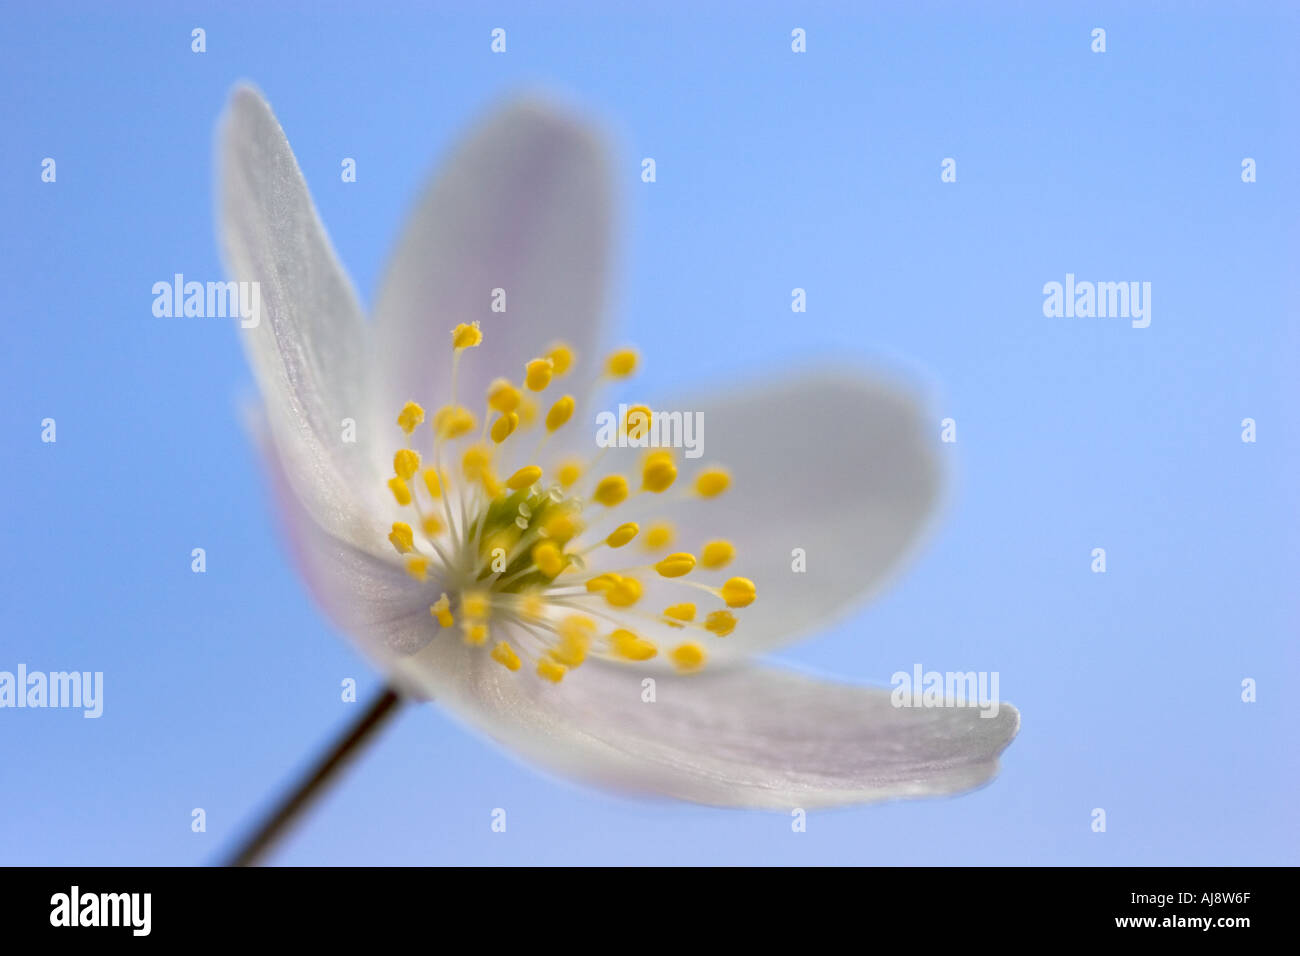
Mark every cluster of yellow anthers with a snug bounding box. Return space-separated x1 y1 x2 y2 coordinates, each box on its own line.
382 321 756 684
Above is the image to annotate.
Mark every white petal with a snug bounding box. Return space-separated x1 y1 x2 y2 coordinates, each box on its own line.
220 85 378 548
396 640 1018 808
575 370 941 664
249 407 439 658
368 98 613 435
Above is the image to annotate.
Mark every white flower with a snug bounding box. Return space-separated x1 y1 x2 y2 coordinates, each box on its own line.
220 85 1018 809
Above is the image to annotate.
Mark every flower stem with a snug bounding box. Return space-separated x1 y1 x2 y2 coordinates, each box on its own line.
222 685 405 866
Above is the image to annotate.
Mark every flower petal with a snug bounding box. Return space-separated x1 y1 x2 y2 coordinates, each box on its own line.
579 369 941 664
220 85 377 547
395 641 1018 808
369 98 613 433
248 406 438 658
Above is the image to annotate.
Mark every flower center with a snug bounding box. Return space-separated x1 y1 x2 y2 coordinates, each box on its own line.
381 322 755 683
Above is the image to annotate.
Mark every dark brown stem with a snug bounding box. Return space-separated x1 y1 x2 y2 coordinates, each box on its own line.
223 685 405 866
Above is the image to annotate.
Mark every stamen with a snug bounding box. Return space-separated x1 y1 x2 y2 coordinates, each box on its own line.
669 642 706 672
663 603 696 626
545 395 575 431
452 322 482 349
490 412 519 443
524 357 554 391
394 449 421 481
556 460 583 488
388 522 415 554
641 451 677 493
694 468 730 498
430 593 454 628
506 465 543 491
605 348 638 378
546 342 575 376
643 522 674 551
705 610 737 636
609 629 657 661
654 552 696 578
537 657 567 683
605 522 639 548
593 475 629 507
700 539 735 569
720 577 756 608
397 401 425 434
487 379 521 413
491 642 522 671
388 476 412 506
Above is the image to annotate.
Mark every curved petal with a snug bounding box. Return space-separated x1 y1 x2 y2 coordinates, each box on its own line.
569 369 941 665
396 638 1018 809
248 406 441 659
369 97 613 437
220 85 379 548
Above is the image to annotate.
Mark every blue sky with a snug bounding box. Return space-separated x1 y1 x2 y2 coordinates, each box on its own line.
1 1 1296 865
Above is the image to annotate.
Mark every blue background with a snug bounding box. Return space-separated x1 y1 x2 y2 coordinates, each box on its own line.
1 1 1296 865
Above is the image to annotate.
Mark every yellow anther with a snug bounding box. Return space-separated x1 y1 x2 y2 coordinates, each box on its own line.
694 468 731 497
545 394 575 432
532 540 565 578
644 522 675 550
705 610 737 637
491 642 521 671
393 449 421 481
606 522 639 548
434 405 476 439
558 615 597 641
483 529 519 561
552 622 592 666
422 468 443 498
655 552 696 578
701 539 735 569
462 445 492 481
593 474 629 507
387 476 412 506
556 460 582 488
388 522 414 554
546 343 574 376
461 591 491 620
670 642 706 672
519 594 545 620
549 628 590 669
490 412 519 444
605 348 638 378
452 322 482 349
642 451 677 493
691 468 733 496
623 405 652 440
421 515 444 537
524 357 554 391
487 379 521 414
430 594 454 628
543 511 582 543
405 556 429 580
462 622 488 646
720 577 756 608
537 657 567 683
663 603 696 624
396 401 425 434
586 572 621 593
506 465 543 491
517 396 539 428
609 629 658 661
605 576 643 608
